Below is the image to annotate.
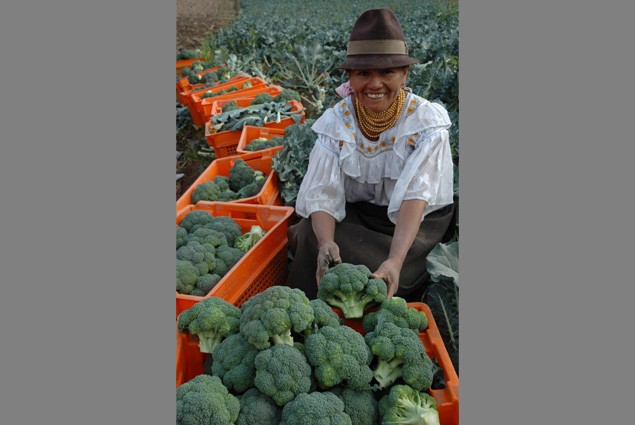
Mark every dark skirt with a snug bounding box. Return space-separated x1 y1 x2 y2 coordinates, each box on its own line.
285 202 455 301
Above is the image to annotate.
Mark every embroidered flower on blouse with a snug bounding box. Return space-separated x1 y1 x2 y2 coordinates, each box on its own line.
359 142 365 149
390 136 396 144
343 109 350 116
408 138 415 145
345 121 351 128
380 141 387 148
338 141 344 148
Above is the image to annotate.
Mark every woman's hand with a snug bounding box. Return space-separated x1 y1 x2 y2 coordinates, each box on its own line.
316 241 341 285
371 258 402 299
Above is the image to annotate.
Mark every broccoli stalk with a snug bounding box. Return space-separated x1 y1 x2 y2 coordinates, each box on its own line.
372 358 405 389
378 385 440 425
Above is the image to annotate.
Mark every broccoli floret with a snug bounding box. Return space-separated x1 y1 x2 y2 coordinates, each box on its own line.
229 159 258 192
245 135 285 152
254 344 312 406
176 374 240 425
200 216 243 246
177 225 188 249
177 297 241 354
330 387 379 425
378 384 440 425
191 181 223 203
211 333 259 394
279 391 352 425
365 322 434 391
274 89 302 103
240 286 315 350
252 93 275 105
176 241 216 275
304 299 342 338
179 210 215 233
213 175 231 192
190 273 222 296
214 244 244 277
236 388 282 425
187 227 228 248
234 225 266 252
176 259 200 294
362 296 428 334
304 325 373 390
317 263 387 318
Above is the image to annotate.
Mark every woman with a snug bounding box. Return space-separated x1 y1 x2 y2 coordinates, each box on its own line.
285 8 455 301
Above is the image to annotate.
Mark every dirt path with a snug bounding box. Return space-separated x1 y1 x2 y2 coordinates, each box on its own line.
177 0 240 51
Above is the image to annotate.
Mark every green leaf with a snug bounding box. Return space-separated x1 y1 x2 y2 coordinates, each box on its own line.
426 241 459 285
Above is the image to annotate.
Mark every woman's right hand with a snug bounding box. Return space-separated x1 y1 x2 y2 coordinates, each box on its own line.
316 240 341 285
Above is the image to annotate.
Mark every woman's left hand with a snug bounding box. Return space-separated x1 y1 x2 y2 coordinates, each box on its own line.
371 259 401 299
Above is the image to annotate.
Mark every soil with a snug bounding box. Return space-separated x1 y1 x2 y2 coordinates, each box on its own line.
176 0 240 200
177 0 240 51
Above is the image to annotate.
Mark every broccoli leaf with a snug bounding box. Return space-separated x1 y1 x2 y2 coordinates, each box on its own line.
426 241 458 285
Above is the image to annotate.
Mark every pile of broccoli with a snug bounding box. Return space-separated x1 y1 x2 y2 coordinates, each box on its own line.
176 282 443 425
176 210 249 296
244 135 285 152
190 159 267 204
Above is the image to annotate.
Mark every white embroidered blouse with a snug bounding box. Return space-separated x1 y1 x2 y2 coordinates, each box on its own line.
295 92 454 224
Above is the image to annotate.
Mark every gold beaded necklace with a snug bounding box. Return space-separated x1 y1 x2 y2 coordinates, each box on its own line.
355 89 406 140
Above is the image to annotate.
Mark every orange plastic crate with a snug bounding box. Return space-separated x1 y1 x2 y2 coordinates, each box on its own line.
236 125 286 156
175 301 459 425
178 75 254 109
176 151 282 211
192 85 284 128
205 99 305 158
176 65 224 98
176 58 203 77
175 202 294 317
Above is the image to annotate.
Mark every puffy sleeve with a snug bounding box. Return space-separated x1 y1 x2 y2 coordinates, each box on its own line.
387 102 454 223
294 134 347 222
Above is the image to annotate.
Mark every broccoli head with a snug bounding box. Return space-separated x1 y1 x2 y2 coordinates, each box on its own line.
179 210 215 233
176 259 200 294
176 241 216 275
211 333 259 394
236 388 282 425
365 322 434 391
317 263 387 318
362 296 428 334
176 374 240 425
234 225 266 252
304 298 342 338
214 244 244 277
187 227 228 248
252 93 275 105
177 225 188 249
304 325 373 390
200 216 243 246
240 286 314 350
190 273 222 297
191 181 223 203
274 89 302 103
213 175 231 192
330 387 379 425
254 343 312 406
229 159 258 192
378 384 440 425
177 297 241 354
279 391 352 425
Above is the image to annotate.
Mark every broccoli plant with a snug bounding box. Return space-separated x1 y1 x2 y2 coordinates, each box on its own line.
317 263 387 318
378 384 440 425
239 286 314 350
177 297 241 354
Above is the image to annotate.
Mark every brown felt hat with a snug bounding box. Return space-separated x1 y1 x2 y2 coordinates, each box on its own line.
339 8 419 70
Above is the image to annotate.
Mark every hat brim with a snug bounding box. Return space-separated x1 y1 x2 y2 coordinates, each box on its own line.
338 54 419 70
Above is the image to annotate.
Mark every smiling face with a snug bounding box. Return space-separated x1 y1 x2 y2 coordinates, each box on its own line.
349 67 409 113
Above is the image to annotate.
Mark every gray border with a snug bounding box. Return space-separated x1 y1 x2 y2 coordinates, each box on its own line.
0 1 175 423
461 0 634 423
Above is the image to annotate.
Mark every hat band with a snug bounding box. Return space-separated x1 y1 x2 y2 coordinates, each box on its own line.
346 40 408 56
